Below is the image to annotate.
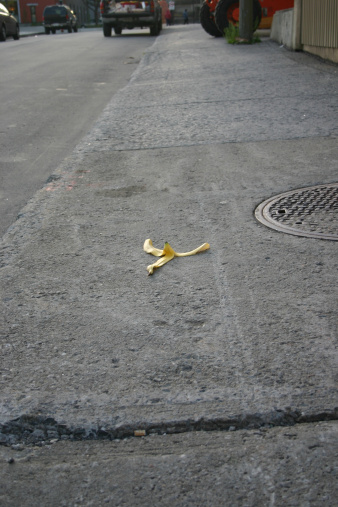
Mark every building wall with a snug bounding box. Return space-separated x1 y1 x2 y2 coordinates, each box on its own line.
13 0 89 24
301 0 338 49
160 0 201 24
271 0 338 64
270 7 294 47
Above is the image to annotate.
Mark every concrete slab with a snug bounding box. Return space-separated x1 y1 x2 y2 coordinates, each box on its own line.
1 421 337 506
1 26 337 442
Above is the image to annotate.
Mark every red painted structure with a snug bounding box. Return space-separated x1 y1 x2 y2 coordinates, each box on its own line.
22 0 55 24
2 0 84 24
258 0 294 28
204 0 294 32
218 0 294 29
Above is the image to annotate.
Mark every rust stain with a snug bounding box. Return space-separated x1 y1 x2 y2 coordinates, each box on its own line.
44 171 91 192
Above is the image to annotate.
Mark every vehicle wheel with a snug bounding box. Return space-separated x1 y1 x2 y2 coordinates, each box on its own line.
45 27 50 34
150 23 159 36
114 27 122 35
13 25 20 40
73 25 78 32
0 24 6 41
68 26 72 33
103 24 112 37
200 2 222 37
51 28 56 34
215 0 261 35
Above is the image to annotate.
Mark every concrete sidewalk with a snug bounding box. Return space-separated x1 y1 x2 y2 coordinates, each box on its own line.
19 24 102 36
1 25 337 505
19 24 45 37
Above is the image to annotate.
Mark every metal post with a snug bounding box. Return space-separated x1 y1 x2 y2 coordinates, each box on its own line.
239 0 253 41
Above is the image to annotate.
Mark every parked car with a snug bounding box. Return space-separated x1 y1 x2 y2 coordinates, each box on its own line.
0 2 19 41
100 0 162 36
43 4 78 34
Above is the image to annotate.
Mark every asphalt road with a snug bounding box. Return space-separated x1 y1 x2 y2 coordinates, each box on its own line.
0 29 154 236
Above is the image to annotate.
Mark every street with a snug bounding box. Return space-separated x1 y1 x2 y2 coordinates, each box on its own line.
0 24 337 506
0 29 154 236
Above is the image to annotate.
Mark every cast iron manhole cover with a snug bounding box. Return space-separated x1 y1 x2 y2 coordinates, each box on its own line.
255 183 338 241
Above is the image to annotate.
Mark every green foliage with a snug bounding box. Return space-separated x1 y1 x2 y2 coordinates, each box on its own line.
252 32 261 43
223 22 261 44
223 23 239 44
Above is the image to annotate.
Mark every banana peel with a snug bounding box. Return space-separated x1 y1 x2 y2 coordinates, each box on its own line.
144 239 210 275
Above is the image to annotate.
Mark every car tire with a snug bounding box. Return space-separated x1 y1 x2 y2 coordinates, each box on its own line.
13 25 20 40
150 23 159 36
103 24 112 36
214 0 262 34
200 2 222 37
0 24 6 41
45 27 50 34
114 27 122 35
68 25 72 33
73 25 78 32
51 28 56 34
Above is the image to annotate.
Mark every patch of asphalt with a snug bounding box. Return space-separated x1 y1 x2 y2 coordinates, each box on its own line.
1 408 338 446
1 26 337 445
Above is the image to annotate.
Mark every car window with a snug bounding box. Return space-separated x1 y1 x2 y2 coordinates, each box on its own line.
44 6 67 15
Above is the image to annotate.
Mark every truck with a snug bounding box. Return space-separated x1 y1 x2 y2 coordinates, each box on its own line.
100 0 162 36
200 0 294 37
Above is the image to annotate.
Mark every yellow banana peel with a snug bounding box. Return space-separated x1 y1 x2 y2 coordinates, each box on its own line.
143 238 164 257
144 239 210 275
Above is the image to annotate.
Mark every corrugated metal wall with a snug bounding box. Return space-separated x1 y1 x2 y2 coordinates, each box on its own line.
301 0 338 48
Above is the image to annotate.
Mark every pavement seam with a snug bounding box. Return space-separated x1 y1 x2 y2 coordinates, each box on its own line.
1 407 337 446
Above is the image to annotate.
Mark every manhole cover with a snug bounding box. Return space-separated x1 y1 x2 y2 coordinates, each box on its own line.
255 183 338 241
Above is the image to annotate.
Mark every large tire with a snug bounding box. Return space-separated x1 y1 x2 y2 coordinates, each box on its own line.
0 24 6 41
150 22 160 36
13 25 20 40
103 24 112 37
114 27 122 35
200 2 222 37
215 0 261 35
73 25 78 33
45 27 50 34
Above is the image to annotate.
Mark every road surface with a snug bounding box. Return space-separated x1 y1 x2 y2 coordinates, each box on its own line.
0 29 154 236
